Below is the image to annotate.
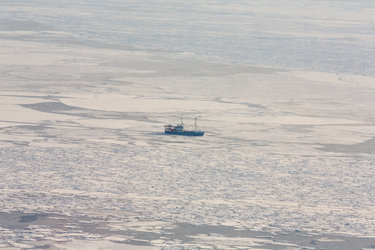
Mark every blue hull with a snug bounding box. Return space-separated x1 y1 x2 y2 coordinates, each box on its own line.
165 131 205 136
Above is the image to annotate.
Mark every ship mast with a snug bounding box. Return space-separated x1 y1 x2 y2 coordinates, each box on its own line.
195 117 197 131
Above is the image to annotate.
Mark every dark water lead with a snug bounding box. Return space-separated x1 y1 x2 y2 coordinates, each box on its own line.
0 211 374 249
318 137 375 154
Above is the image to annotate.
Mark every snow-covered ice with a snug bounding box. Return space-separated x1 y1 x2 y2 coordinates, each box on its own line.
1 0 375 249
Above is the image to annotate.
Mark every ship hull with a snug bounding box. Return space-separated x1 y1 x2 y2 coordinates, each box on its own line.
165 131 205 136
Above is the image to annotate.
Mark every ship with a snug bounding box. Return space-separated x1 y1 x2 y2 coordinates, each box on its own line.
165 117 205 136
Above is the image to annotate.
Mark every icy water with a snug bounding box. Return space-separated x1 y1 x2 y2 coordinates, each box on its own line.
1 0 375 249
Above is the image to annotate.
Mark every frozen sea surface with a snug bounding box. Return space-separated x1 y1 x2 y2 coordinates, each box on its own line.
2 0 375 76
1 0 375 249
